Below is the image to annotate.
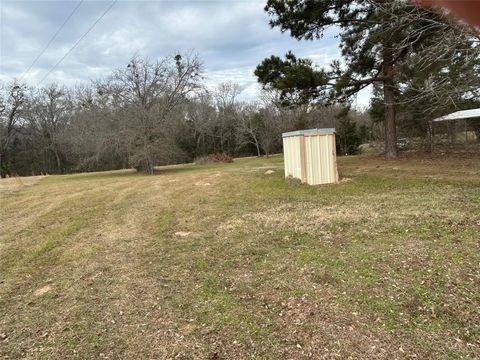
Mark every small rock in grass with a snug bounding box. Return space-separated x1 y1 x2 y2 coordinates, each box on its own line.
174 231 191 237
34 285 52 296
264 170 275 175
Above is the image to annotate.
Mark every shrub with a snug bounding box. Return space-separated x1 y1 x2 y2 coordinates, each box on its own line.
195 153 233 165
210 152 233 163
335 108 362 156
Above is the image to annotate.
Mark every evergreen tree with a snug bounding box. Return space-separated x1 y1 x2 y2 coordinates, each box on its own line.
260 0 474 158
335 107 361 155
255 51 329 107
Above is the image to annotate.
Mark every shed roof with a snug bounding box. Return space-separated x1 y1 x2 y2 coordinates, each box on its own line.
282 128 336 138
432 108 480 122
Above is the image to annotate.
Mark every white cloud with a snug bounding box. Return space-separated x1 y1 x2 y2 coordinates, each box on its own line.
0 0 369 105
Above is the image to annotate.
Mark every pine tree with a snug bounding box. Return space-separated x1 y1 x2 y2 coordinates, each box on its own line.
261 0 471 158
255 51 329 107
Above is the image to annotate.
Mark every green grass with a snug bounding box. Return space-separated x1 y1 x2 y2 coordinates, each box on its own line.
1 153 479 359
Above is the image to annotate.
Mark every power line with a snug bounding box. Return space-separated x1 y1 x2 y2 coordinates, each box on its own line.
19 0 84 82
38 0 118 86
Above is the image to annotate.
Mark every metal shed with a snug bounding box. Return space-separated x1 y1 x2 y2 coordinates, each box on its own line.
282 128 339 185
430 108 480 145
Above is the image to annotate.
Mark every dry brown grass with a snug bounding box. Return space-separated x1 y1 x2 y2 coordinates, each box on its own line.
0 175 46 192
0 153 479 359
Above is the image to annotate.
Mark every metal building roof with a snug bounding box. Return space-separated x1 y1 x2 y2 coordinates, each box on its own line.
432 108 480 122
282 128 336 138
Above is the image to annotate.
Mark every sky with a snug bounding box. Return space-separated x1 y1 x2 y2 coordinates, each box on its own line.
0 0 370 107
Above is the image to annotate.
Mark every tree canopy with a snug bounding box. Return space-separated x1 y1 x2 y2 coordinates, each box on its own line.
254 51 329 107
258 0 480 158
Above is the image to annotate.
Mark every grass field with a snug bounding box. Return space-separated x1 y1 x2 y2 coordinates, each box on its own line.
1 153 479 359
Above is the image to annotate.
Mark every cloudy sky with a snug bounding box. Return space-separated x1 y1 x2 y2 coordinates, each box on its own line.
0 0 369 106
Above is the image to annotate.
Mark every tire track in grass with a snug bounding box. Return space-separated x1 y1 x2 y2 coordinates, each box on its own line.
1 176 174 359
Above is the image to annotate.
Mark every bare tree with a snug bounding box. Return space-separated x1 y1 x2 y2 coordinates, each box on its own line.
257 105 283 157
183 90 218 157
236 103 262 156
214 82 241 154
27 84 72 174
102 53 202 174
61 85 127 171
0 81 27 177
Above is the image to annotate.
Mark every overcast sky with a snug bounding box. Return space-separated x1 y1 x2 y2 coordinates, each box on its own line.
0 0 370 106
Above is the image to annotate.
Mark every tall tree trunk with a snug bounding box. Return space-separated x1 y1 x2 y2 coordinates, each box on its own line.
144 157 154 175
425 120 433 153
474 126 480 143
382 47 398 159
0 153 6 178
447 121 455 143
53 148 62 174
253 136 261 157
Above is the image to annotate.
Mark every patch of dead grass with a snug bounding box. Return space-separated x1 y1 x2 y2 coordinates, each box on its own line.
0 175 46 192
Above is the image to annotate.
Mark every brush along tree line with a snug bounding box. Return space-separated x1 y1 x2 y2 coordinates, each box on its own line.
0 54 369 177
255 0 480 158
1 1 479 176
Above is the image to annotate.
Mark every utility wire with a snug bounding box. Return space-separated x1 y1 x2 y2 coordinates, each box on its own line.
38 0 118 86
19 0 84 82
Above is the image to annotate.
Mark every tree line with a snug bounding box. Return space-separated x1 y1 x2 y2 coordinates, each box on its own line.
0 52 370 177
2 0 479 177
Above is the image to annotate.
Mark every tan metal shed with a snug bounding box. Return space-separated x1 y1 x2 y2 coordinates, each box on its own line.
282 128 338 185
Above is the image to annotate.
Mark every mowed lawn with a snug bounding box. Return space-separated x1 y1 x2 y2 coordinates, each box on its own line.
1 153 479 359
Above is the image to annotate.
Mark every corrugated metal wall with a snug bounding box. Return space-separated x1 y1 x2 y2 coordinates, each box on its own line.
304 134 338 185
283 135 303 180
283 130 338 185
